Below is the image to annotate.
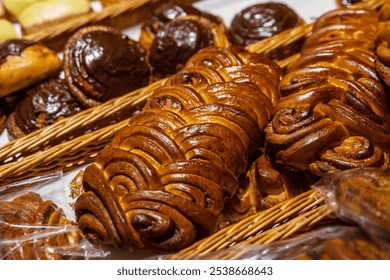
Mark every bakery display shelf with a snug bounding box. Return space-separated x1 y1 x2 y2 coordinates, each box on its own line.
0 0 386 260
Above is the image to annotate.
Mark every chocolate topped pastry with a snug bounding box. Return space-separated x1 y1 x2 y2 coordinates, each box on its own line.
6 79 82 139
149 15 229 79
139 1 224 50
229 2 304 60
63 25 151 108
0 39 61 97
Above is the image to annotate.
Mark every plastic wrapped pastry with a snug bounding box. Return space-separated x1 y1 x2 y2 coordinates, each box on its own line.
5 79 82 139
74 45 283 252
63 25 152 108
265 8 390 176
228 2 305 60
0 39 62 98
315 167 390 249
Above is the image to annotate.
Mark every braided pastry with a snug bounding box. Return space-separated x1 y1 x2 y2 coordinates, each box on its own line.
265 8 390 176
74 46 282 252
0 192 82 260
375 1 390 87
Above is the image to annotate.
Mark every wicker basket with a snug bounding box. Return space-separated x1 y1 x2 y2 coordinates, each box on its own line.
0 0 385 259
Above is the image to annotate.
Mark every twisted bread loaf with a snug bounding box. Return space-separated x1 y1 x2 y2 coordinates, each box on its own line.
74 46 282 251
0 192 82 260
265 8 390 176
375 1 390 87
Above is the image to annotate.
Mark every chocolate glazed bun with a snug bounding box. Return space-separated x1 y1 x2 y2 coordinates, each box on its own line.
374 1 390 87
74 46 282 252
139 1 224 51
229 2 304 59
63 25 151 108
265 8 390 176
148 15 229 79
5 79 82 139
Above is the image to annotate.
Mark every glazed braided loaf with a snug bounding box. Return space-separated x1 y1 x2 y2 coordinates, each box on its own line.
265 8 390 176
74 46 282 251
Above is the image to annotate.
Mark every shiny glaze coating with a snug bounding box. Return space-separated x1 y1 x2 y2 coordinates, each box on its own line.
64 25 151 108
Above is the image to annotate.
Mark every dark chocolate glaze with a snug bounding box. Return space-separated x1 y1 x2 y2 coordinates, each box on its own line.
144 2 222 35
12 79 82 135
0 39 35 64
67 30 150 103
229 2 301 46
149 18 214 78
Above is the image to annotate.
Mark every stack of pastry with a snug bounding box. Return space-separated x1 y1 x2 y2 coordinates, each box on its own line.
265 7 390 177
0 192 82 260
74 45 282 252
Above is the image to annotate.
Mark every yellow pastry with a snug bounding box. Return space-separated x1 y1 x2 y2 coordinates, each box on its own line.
0 19 18 42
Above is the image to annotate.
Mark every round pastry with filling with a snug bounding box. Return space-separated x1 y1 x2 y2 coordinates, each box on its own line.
0 39 61 98
5 78 82 139
148 15 229 79
139 1 225 51
63 25 151 108
229 2 304 60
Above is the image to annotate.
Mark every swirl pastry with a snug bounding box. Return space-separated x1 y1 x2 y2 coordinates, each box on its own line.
139 1 225 51
374 1 390 87
5 79 82 139
148 15 229 79
265 8 390 176
74 46 282 252
63 25 151 108
228 2 305 60
0 39 61 98
0 192 82 260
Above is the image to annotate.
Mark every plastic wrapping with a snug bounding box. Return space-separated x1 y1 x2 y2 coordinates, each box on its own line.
0 172 109 260
314 167 390 250
158 225 390 260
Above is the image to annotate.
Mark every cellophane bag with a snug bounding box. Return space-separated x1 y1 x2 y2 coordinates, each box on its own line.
0 171 109 260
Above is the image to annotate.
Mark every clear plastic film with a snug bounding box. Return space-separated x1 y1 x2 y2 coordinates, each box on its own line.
314 167 390 251
0 171 109 260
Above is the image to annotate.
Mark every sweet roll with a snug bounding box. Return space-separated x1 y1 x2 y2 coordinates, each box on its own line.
74 46 282 252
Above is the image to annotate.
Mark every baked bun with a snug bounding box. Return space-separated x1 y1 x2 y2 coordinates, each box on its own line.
0 19 18 43
5 79 82 139
74 46 282 251
139 1 225 51
3 0 90 33
265 8 390 176
63 25 151 108
0 39 61 98
148 15 229 79
0 192 82 260
228 2 305 60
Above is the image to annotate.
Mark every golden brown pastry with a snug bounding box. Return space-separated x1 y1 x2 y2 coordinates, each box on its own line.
63 25 152 108
5 79 83 139
0 192 82 260
0 39 61 98
148 15 229 79
74 45 282 252
228 2 305 60
374 1 390 87
3 0 90 33
0 99 7 133
139 1 225 51
265 8 390 176
0 19 18 42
